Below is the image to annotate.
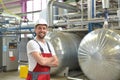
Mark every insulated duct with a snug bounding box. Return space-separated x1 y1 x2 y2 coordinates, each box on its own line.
102 0 109 8
78 29 120 80
118 0 120 28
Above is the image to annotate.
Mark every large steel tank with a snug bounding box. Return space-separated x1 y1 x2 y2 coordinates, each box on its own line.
78 29 120 80
46 31 84 75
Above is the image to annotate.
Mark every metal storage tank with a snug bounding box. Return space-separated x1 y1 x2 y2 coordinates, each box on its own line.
46 31 85 75
78 29 120 80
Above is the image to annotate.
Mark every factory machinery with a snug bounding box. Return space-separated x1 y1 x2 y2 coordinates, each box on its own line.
0 13 21 72
0 35 19 72
46 0 120 80
0 0 120 80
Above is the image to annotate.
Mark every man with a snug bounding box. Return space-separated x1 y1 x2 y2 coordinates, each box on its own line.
26 19 59 80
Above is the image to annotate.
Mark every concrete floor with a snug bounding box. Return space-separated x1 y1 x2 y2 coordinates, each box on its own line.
0 70 67 80
0 65 88 80
0 70 89 80
0 71 24 80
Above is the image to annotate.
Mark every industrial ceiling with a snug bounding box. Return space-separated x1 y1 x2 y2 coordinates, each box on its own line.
0 0 118 14
0 0 21 14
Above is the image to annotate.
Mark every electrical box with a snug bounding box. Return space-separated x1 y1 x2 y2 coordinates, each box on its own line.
0 35 18 71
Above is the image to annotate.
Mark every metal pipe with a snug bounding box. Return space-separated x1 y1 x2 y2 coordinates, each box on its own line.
48 0 79 27
92 0 96 18
48 0 54 27
88 0 96 19
118 0 120 27
16 10 42 16
52 1 79 11
88 0 91 19
3 31 34 34
21 0 27 19
80 0 83 28
102 0 109 9
54 18 104 27
118 0 120 9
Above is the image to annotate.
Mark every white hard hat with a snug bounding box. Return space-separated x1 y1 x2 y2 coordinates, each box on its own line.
35 19 48 26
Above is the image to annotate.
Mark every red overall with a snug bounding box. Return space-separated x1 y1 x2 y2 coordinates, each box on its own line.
26 40 52 80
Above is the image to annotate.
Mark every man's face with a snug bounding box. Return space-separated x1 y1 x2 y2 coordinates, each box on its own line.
35 24 47 39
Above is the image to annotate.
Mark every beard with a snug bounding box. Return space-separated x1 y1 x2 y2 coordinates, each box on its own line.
38 33 46 39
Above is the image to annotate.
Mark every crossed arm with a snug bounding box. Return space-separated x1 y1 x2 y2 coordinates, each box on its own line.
31 51 59 67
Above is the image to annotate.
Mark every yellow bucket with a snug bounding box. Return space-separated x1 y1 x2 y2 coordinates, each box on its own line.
19 65 28 78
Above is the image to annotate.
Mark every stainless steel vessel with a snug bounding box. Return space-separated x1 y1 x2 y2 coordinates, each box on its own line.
78 29 120 80
46 31 83 75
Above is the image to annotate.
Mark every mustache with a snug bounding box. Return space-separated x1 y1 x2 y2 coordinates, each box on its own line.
38 33 46 39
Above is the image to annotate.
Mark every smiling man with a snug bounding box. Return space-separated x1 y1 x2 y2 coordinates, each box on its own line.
26 19 59 80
